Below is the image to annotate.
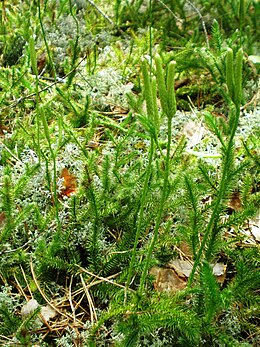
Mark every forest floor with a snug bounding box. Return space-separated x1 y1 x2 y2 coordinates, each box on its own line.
0 1 259 346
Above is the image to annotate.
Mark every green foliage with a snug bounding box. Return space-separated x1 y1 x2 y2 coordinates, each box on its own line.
0 1 259 346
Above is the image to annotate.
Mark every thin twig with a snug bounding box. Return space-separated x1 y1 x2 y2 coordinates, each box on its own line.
156 0 183 24
0 334 12 341
76 265 135 292
240 89 260 110
80 274 97 323
186 0 209 48
69 275 76 324
13 273 27 300
30 258 84 327
86 0 114 25
0 54 89 112
20 265 33 298
0 142 21 163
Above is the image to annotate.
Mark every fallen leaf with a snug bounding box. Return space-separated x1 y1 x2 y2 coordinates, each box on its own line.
168 259 227 284
227 191 242 211
212 262 227 284
150 266 187 293
37 52 47 73
41 305 57 321
168 259 193 278
0 212 6 228
21 299 56 323
182 120 205 149
59 168 77 197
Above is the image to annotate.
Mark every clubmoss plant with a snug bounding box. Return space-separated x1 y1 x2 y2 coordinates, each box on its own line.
126 57 156 291
188 47 244 284
37 0 57 79
139 56 177 292
0 2 259 346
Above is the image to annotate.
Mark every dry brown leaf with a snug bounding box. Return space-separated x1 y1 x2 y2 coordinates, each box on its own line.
59 168 77 197
0 212 6 228
228 191 242 211
168 259 227 284
168 259 193 278
212 263 227 284
150 266 187 293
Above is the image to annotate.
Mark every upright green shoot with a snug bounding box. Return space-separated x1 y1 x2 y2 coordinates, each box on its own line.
238 0 245 45
188 47 244 285
126 58 156 290
37 0 56 79
40 108 61 231
29 30 60 230
66 0 80 87
139 56 177 293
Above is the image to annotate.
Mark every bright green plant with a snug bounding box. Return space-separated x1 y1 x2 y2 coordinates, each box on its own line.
87 53 201 346
0 2 259 346
139 55 177 292
188 47 244 283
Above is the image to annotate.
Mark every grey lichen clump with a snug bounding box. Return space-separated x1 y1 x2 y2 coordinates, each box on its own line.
81 67 134 110
36 12 113 75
